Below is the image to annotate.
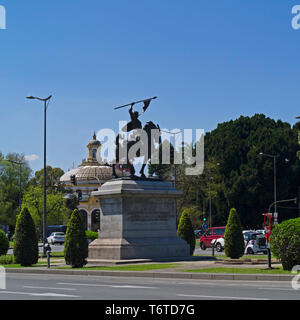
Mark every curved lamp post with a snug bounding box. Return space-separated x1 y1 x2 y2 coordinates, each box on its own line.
26 95 52 255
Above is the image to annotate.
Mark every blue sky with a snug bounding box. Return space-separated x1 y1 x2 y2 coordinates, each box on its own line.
1 0 300 173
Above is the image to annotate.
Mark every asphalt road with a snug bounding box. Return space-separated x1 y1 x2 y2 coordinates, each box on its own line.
7 243 64 255
0 273 299 300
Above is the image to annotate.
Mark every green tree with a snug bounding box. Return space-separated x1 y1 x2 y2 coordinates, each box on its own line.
0 229 9 256
0 152 32 227
270 218 300 271
29 166 65 192
13 207 39 266
177 209 195 255
64 209 88 268
22 185 68 237
224 208 244 259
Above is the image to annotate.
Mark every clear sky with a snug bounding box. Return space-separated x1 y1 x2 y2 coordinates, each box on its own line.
1 0 300 173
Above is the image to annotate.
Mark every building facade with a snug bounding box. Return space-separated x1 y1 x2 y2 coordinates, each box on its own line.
60 133 128 231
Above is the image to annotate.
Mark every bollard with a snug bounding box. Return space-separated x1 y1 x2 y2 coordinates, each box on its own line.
47 250 50 268
267 248 272 269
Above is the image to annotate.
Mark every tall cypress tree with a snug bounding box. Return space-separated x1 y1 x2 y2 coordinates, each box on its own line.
64 209 88 268
177 209 195 256
224 208 245 259
13 207 39 266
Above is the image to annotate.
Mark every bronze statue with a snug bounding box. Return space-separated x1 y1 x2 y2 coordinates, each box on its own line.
112 98 161 179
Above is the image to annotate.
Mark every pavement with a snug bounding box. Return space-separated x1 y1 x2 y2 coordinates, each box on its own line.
5 242 293 282
4 255 293 282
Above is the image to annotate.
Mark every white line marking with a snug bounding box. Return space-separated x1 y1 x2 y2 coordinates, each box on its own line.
0 291 80 297
57 282 157 289
177 294 269 300
258 287 297 292
24 286 77 291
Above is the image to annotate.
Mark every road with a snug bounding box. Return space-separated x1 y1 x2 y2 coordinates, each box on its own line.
0 273 299 300
7 243 64 255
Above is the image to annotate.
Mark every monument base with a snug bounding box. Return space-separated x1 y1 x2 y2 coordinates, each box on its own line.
88 178 190 262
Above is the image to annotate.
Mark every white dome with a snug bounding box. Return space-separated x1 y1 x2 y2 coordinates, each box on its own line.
60 168 81 183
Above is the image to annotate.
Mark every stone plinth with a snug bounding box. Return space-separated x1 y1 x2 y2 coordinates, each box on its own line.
88 178 190 262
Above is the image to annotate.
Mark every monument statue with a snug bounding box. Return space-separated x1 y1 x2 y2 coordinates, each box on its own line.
88 96 190 262
112 97 161 178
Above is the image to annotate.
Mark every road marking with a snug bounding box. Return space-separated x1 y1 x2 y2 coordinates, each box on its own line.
258 287 297 292
177 294 269 300
0 291 80 298
57 282 157 289
24 286 77 291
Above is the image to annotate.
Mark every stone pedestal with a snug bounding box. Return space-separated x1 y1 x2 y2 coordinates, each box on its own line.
88 178 190 262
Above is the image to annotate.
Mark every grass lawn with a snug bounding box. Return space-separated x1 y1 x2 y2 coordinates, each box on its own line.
48 251 64 257
58 263 180 271
2 261 51 268
182 267 297 274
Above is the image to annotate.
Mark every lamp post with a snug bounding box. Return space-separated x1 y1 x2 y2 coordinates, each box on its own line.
27 95 52 255
207 162 220 229
259 152 279 269
259 152 279 214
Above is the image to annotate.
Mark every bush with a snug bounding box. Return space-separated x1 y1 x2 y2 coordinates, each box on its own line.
86 230 98 242
0 255 15 265
0 230 9 256
64 209 88 268
177 209 195 255
270 218 300 271
13 207 39 266
224 208 244 259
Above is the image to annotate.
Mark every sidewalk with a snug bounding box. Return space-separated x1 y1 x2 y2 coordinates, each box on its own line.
4 257 294 282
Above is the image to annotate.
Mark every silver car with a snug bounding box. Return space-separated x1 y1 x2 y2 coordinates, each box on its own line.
47 232 65 245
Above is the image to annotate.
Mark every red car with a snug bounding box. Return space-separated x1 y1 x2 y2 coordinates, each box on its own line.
199 226 226 250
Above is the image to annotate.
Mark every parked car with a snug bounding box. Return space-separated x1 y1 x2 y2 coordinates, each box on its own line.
199 226 226 250
47 232 65 245
244 232 268 254
213 230 268 254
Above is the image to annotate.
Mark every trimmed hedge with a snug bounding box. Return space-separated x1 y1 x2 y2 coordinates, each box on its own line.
64 209 88 268
13 207 39 266
224 208 244 259
270 218 300 271
177 209 195 255
86 230 98 242
0 230 9 256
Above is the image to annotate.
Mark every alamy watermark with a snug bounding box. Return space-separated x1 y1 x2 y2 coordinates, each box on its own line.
292 5 300 30
291 265 300 290
0 266 6 290
0 5 6 30
96 123 204 176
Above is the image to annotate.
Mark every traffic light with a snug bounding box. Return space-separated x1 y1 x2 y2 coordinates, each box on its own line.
70 175 77 185
76 190 82 201
203 217 207 222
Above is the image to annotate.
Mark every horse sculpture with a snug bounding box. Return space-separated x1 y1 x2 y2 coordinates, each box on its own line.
112 121 161 178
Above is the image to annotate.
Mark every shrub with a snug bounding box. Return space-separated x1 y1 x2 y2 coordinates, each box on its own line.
0 255 15 265
13 207 39 266
270 218 300 271
64 209 88 268
86 230 98 242
0 230 9 256
177 209 195 255
224 208 244 259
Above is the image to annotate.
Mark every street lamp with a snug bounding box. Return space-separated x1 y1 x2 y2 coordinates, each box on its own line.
27 95 52 255
259 152 279 214
207 162 220 229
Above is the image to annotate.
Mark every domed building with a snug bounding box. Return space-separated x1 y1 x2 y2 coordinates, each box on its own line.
60 133 129 231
